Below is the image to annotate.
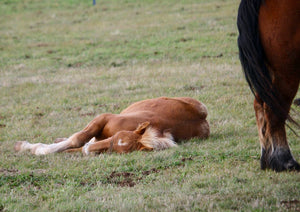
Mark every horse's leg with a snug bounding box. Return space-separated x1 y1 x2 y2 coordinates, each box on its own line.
254 96 268 169
267 78 299 171
54 138 68 143
255 0 300 171
14 114 111 155
82 137 112 155
256 78 300 171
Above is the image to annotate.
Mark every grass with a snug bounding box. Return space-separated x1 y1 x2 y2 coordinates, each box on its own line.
0 0 299 211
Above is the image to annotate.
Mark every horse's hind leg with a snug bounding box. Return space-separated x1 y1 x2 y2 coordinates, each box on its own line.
255 78 300 171
268 79 299 171
256 0 300 171
254 97 268 170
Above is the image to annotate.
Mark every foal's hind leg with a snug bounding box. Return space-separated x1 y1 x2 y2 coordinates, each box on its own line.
14 114 110 155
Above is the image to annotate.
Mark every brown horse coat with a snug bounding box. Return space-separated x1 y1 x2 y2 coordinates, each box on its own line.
238 0 300 171
15 97 209 155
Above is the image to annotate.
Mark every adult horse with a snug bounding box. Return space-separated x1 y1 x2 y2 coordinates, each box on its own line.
14 97 209 155
237 0 300 171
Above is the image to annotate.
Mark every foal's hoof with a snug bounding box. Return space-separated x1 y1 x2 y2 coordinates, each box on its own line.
82 143 91 156
14 141 27 152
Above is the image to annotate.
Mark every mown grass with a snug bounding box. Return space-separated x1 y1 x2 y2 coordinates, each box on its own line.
0 0 299 211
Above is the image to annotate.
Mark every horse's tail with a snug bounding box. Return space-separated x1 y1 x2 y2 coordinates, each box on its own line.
237 0 289 122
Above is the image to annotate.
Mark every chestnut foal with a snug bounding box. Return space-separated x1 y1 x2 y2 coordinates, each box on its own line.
14 97 209 155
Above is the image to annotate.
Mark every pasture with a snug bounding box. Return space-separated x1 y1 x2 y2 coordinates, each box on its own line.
0 0 299 211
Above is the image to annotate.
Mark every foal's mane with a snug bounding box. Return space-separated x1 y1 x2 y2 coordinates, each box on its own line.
138 127 177 150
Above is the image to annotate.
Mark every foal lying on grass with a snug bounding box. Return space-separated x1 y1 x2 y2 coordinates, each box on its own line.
14 97 209 155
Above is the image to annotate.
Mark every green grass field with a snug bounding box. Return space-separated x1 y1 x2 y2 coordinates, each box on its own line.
0 0 299 211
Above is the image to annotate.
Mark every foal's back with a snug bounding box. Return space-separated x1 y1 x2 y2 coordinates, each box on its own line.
113 97 209 141
121 97 207 119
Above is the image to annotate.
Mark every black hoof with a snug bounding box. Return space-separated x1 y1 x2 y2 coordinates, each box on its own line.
293 98 300 106
261 147 300 172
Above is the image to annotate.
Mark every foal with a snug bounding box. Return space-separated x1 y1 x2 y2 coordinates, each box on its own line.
14 97 209 155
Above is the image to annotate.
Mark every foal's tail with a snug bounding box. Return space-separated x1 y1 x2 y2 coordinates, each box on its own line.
237 0 289 122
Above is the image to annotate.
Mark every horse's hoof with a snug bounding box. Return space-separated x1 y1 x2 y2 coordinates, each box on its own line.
14 141 27 152
268 147 300 172
293 98 300 106
272 160 300 172
82 143 91 156
286 160 300 172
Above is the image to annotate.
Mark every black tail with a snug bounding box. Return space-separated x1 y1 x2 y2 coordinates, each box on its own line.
237 0 289 122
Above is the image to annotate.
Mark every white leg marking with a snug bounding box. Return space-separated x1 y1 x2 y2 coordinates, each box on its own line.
31 136 75 155
15 141 40 153
82 137 95 156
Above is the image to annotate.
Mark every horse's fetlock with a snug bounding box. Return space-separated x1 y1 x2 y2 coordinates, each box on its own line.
82 143 91 156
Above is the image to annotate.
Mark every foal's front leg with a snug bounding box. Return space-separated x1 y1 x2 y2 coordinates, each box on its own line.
82 137 112 155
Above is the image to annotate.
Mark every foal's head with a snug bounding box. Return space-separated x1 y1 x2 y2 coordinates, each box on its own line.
111 121 177 153
112 122 153 153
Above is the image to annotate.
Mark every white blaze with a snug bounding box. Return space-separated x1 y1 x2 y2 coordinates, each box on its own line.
118 139 127 146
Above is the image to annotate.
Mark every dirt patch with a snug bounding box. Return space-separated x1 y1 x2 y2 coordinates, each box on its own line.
80 180 96 187
142 168 159 176
106 157 193 187
202 53 223 59
181 157 193 162
0 168 19 176
280 199 300 211
107 171 137 187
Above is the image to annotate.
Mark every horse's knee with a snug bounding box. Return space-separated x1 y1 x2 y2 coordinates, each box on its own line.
68 132 92 148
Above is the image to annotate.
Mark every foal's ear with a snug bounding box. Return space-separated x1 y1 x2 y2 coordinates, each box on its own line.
134 121 150 135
